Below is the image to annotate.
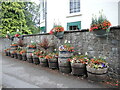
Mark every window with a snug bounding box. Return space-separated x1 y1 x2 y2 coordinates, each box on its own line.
67 21 81 30
70 0 80 13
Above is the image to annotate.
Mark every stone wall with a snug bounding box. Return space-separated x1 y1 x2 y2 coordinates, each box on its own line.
2 26 120 79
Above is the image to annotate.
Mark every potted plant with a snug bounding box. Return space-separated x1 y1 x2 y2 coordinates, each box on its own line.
10 43 18 48
89 10 111 37
69 55 89 76
4 48 11 56
17 47 22 60
38 51 48 67
38 38 51 50
58 40 74 74
86 57 109 81
10 50 17 58
20 49 27 61
49 25 64 39
27 43 36 49
26 42 36 63
45 52 58 69
32 50 41 65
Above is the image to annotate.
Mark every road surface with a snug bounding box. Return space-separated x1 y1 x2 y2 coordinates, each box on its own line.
2 54 110 88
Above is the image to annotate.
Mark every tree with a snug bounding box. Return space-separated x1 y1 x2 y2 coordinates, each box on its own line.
0 2 32 37
24 2 40 34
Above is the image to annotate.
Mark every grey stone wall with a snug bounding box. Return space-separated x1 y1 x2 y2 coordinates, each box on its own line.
0 38 11 53
2 27 120 79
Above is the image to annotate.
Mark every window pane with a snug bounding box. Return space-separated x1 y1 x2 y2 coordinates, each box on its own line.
70 0 80 13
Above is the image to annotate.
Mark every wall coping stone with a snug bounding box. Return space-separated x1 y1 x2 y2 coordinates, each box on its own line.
23 26 120 37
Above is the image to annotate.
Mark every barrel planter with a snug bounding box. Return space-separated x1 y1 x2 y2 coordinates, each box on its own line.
10 53 14 58
48 58 58 69
59 51 73 57
86 65 108 82
58 51 73 74
22 53 27 61
26 49 35 63
5 51 9 56
10 46 17 57
33 55 40 65
26 53 33 63
71 63 86 76
14 53 18 59
39 58 48 67
8 51 11 56
17 53 22 60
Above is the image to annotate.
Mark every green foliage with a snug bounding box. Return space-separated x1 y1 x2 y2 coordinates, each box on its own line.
24 2 40 34
0 2 32 37
0 2 40 37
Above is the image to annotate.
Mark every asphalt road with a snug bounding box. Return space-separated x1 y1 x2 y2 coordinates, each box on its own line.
2 54 110 88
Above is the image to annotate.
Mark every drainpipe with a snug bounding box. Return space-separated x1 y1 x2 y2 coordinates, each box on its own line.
45 0 47 33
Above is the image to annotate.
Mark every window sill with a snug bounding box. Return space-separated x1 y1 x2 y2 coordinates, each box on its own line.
66 13 82 18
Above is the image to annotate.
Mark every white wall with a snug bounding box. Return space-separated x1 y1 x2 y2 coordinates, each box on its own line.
81 0 119 29
47 0 68 32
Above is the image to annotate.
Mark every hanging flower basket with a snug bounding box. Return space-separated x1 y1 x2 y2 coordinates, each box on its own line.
49 25 64 39
55 31 64 39
93 30 108 37
89 10 111 38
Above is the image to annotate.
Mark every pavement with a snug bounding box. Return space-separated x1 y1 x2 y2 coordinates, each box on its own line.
1 54 112 88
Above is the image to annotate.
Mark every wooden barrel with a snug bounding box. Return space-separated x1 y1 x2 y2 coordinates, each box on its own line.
5 51 8 56
71 63 86 76
22 53 27 61
58 51 73 74
10 49 15 58
39 58 48 67
17 54 22 60
59 51 73 57
86 65 108 82
10 47 17 58
14 53 18 59
26 49 35 63
33 55 40 65
48 58 58 69
58 57 71 74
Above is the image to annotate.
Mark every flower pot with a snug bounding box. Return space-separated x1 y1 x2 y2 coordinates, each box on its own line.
22 54 27 61
71 63 87 76
26 49 35 63
10 53 14 58
5 52 8 56
33 55 40 65
26 53 33 63
93 30 107 37
17 54 22 60
14 53 18 59
48 58 58 69
59 51 73 58
39 58 48 67
86 65 108 82
55 31 64 39
8 52 11 56
58 57 71 74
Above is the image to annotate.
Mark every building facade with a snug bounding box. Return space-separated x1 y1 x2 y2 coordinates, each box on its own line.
39 0 119 33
